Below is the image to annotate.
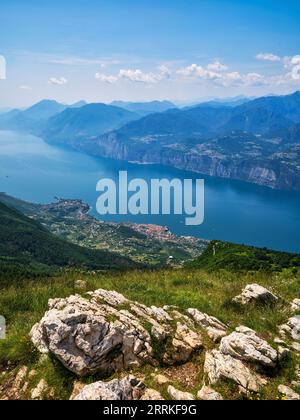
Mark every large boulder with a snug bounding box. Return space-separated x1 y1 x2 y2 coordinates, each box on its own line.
73 376 146 400
31 289 203 377
204 350 267 393
233 284 279 306
204 325 278 394
220 326 278 368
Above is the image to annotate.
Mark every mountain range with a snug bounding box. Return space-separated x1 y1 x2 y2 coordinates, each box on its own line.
76 91 300 191
110 100 176 116
1 93 300 190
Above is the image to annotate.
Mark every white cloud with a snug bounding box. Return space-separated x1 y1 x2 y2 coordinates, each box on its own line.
19 85 32 90
177 63 222 81
119 69 157 83
48 76 68 85
244 72 265 85
95 65 171 84
51 57 121 67
95 73 118 83
256 53 281 62
177 62 266 87
119 66 170 83
207 61 229 72
284 55 300 81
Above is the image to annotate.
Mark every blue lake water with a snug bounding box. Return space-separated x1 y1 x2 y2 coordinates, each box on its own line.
0 130 300 253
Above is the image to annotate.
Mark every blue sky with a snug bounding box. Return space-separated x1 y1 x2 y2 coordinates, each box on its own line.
1 0 300 107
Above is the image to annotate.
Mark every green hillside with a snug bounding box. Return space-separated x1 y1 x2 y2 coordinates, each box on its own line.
186 240 300 272
0 202 140 280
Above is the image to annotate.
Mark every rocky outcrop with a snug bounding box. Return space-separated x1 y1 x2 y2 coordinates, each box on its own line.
233 284 279 306
163 323 203 365
73 376 146 401
204 325 278 394
71 130 300 192
31 289 203 377
279 315 300 354
204 350 267 393
187 308 227 342
220 326 278 368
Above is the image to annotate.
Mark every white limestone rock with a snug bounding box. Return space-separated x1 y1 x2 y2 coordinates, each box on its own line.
291 299 300 313
163 322 203 365
220 326 278 368
140 388 164 400
197 385 223 400
204 350 267 393
187 308 227 342
167 385 194 401
73 376 145 400
278 385 300 401
233 284 278 306
279 316 300 343
31 290 202 377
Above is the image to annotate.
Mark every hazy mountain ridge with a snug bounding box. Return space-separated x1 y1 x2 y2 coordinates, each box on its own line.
110 100 176 116
40 103 140 144
81 92 300 191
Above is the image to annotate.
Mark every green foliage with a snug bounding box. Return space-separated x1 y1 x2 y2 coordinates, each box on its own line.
186 240 300 272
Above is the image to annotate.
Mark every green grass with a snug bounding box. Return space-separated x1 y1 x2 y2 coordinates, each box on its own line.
0 266 299 400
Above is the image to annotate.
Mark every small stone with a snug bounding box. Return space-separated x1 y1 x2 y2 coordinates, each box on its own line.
291 381 300 388
279 316 300 343
153 374 169 385
278 385 300 400
207 327 227 343
140 388 164 400
70 381 86 400
291 299 300 313
74 280 87 290
14 366 28 389
31 379 48 400
167 385 194 400
28 370 37 380
278 346 290 361
291 342 300 353
274 337 286 345
197 385 223 400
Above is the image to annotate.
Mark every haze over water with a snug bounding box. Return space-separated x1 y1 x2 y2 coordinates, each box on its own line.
1 130 300 253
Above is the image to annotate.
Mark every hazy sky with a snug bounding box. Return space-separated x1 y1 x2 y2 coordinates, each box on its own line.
1 0 300 108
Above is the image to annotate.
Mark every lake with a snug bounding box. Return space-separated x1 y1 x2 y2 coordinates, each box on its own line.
0 130 300 253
